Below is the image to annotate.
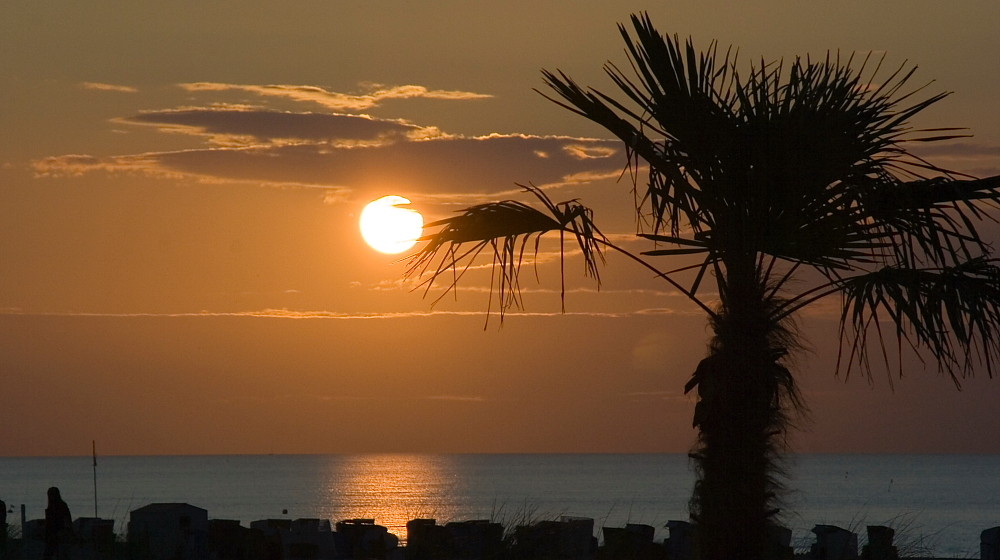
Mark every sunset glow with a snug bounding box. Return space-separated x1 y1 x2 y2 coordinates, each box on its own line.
2 1 998 457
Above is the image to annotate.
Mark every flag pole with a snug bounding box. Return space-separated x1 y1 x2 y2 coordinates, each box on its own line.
92 440 98 518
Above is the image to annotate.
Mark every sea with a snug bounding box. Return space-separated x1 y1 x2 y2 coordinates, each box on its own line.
1 454 997 558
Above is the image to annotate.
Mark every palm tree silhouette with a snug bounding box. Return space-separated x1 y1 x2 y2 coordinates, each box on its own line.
406 13 1000 560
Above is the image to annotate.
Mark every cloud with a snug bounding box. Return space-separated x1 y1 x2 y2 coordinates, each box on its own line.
911 142 1000 159
34 134 624 197
563 144 619 160
30 152 356 196
909 141 1000 177
32 154 95 174
117 107 443 146
634 308 690 315
179 82 492 111
35 82 626 212
79 82 138 93
365 280 687 299
0 308 641 320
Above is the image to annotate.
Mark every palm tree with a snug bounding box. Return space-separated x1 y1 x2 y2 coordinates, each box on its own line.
405 13 1000 560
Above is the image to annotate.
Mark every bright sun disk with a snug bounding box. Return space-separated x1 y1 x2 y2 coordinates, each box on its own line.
360 195 424 254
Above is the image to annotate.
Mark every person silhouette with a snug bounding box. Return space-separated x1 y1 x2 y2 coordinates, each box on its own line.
43 487 73 560
1 497 7 555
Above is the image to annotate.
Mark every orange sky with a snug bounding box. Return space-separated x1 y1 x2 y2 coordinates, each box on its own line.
2 1 999 456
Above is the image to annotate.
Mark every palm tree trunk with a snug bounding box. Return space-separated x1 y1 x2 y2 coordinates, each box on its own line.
689 263 793 560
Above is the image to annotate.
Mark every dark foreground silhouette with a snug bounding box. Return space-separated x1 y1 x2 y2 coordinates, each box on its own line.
43 487 73 560
3 502 1000 560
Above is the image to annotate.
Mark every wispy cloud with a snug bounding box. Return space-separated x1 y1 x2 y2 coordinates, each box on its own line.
366 280 689 299
79 82 138 93
117 107 443 147
34 134 623 197
30 151 354 195
911 141 1000 159
910 141 1000 177
30 79 635 248
179 82 492 111
35 80 624 201
563 144 619 160
634 307 700 316
33 153 152 176
0 308 642 320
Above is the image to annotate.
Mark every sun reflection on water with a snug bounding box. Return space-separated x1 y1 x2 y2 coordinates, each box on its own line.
318 454 462 541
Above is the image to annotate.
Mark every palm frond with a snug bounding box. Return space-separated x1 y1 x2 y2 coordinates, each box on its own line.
540 14 740 240
539 14 1000 386
839 257 1000 385
404 186 605 321
539 13 990 280
862 176 1000 264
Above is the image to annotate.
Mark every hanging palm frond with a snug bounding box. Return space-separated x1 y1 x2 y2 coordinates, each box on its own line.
839 257 1000 385
404 185 605 321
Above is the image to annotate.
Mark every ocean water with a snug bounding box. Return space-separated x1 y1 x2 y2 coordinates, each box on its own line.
1 454 996 557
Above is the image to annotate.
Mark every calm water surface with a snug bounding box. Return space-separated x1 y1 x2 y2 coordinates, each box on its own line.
1 454 996 557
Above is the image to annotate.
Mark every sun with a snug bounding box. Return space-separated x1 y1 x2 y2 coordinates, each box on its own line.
359 195 424 254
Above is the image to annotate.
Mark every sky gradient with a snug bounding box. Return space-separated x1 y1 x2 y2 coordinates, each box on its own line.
3 1 999 456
